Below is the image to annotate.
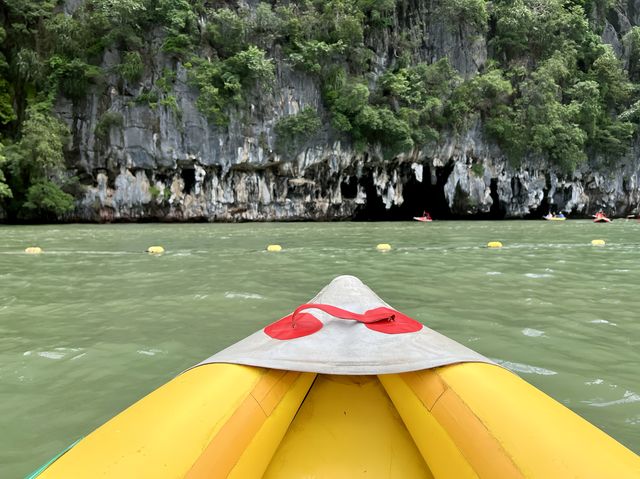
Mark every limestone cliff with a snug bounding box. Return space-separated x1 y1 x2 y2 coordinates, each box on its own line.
55 0 640 221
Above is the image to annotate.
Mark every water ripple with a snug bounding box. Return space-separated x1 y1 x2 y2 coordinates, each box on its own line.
586 391 640 408
494 359 558 376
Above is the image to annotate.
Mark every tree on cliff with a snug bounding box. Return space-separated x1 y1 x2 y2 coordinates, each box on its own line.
3 101 74 219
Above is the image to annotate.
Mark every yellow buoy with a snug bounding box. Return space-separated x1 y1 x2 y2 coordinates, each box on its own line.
376 243 392 252
591 239 606 246
147 246 165 254
24 247 43 254
487 241 503 248
266 244 282 252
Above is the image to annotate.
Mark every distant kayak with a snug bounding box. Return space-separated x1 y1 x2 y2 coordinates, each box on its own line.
543 214 566 221
593 213 611 223
413 216 432 222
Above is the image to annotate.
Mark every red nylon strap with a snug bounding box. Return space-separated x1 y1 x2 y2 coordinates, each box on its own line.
291 303 395 325
264 303 423 340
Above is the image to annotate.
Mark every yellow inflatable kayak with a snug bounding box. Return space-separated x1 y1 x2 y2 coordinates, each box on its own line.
30 276 639 479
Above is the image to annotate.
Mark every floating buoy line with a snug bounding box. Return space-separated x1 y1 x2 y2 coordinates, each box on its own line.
20 236 624 256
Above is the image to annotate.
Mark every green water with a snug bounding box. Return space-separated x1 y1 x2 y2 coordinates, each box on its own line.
1 221 639 477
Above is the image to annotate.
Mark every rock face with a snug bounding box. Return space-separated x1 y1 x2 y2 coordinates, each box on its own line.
56 1 640 222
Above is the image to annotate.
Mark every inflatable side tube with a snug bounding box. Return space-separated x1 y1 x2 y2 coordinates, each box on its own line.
381 362 640 479
35 364 315 479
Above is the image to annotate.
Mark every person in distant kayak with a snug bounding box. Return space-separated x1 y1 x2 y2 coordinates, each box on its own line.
557 212 565 218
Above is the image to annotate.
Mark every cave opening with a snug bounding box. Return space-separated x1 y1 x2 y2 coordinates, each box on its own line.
353 172 388 220
353 162 454 221
489 178 505 219
340 176 358 200
181 168 196 195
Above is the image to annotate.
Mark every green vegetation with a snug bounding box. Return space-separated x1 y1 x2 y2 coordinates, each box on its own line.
378 59 461 145
480 1 638 171
95 112 124 141
2 101 75 218
149 184 161 200
323 69 414 157
186 0 638 171
149 183 170 201
22 179 75 217
438 0 488 32
2 0 640 220
118 51 144 83
470 162 484 177
187 46 274 125
133 69 182 118
275 106 322 154
149 183 171 202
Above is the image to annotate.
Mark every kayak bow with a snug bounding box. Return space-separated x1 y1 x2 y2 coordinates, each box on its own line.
30 276 639 479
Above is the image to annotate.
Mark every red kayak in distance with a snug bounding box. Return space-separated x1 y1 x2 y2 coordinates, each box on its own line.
593 212 611 223
414 212 433 222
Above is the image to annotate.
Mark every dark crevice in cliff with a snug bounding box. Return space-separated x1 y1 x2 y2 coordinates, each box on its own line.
460 177 506 220
181 168 195 194
353 173 386 220
340 176 358 199
489 179 505 219
606 8 622 35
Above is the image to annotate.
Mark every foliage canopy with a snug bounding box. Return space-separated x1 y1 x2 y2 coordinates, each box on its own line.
1 0 640 220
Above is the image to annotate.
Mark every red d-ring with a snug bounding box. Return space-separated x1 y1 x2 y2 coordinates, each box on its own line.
264 312 322 340
362 307 423 334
